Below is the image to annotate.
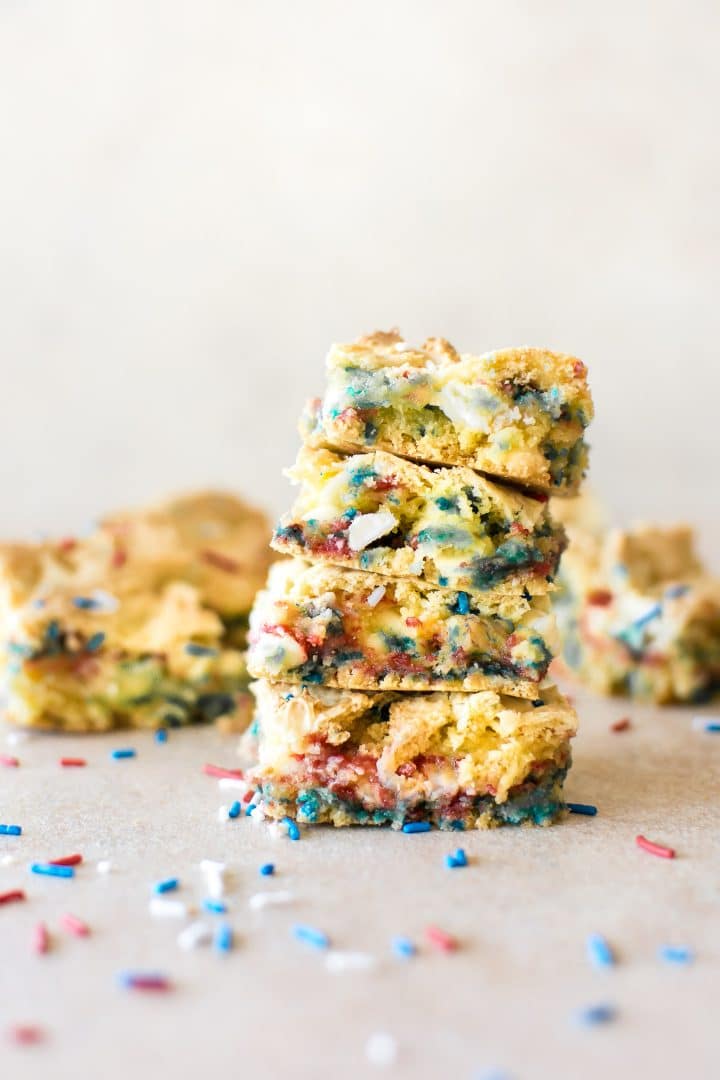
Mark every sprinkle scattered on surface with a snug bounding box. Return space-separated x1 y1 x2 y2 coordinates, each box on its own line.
184 643 219 657
153 877 180 895
587 934 615 968
402 821 431 834
61 913 90 937
691 715 720 733
202 898 227 914
96 860 112 875
178 922 212 951
30 863 74 879
365 1032 398 1068
149 898 190 920
445 848 467 868
326 950 377 973
259 863 275 876
199 860 227 899
248 890 294 911
636 834 675 859
228 801 242 820
32 922 50 954
0 754 19 767
59 757 87 767
567 802 597 816
293 924 330 950
0 889 26 906
282 817 301 841
214 923 234 952
8 1024 44 1046
391 936 416 959
610 717 631 733
155 728 168 744
425 925 457 952
110 748 136 760
575 1003 617 1027
659 945 694 965
0 824 22 836
117 971 172 992
49 854 83 868
203 763 244 780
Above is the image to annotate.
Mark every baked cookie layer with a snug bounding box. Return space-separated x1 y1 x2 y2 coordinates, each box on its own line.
247 560 557 696
301 330 593 495
249 680 577 829
273 446 566 595
554 519 720 703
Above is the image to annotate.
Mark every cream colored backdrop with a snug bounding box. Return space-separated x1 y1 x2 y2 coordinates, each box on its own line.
1 1 718 542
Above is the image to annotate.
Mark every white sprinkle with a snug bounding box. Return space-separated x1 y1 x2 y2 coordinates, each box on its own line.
200 859 227 899
365 1032 398 1068
149 897 190 919
5 730 30 746
248 890 294 911
218 777 249 793
0 854 16 867
250 804 266 825
177 921 212 950
366 585 386 608
326 950 378 974
97 860 112 874
217 805 232 822
348 510 398 552
89 589 120 613
266 822 283 840
692 715 720 731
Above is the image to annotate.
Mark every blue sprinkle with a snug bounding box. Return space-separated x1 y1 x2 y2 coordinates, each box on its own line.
110 748 136 760
391 936 416 958
30 863 75 878
0 824 22 836
259 863 275 876
153 877 179 895
293 924 329 950
228 801 242 820
567 802 597 816
85 632 106 652
575 1003 616 1027
402 821 432 834
445 847 468 869
659 945 694 965
184 643 219 657
72 596 99 610
214 923 234 952
703 723 720 733
155 728 168 744
203 898 228 914
665 584 690 599
587 934 615 968
456 591 470 615
282 816 300 841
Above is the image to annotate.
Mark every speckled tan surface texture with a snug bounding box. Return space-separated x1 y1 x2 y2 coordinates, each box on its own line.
1 683 719 1080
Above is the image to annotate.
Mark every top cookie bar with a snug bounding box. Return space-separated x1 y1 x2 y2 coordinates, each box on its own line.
301 330 593 495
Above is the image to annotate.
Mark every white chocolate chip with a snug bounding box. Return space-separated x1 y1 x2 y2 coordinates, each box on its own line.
348 511 398 552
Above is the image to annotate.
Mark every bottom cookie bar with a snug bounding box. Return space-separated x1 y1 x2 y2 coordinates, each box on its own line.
248 680 577 829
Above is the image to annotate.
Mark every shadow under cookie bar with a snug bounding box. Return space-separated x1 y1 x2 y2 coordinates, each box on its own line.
301 331 593 496
249 680 577 829
2 582 250 732
247 560 558 697
273 445 566 596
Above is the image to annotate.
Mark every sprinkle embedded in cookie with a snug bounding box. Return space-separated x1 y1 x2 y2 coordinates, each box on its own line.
248 680 578 829
273 445 566 595
247 559 558 697
301 330 593 495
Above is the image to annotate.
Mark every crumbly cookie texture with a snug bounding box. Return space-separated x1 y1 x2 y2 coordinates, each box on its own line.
248 680 577 829
301 330 593 495
554 517 720 703
2 581 250 732
272 445 566 595
247 559 558 697
0 490 270 731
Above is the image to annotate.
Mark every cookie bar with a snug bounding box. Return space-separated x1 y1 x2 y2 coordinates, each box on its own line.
1 581 249 732
554 522 720 703
249 680 577 829
301 330 593 495
272 445 566 595
247 559 557 696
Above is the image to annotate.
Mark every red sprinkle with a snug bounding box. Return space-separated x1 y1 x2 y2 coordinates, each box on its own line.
0 754 19 767
203 763 244 780
201 549 242 574
32 923 50 955
636 834 675 859
0 890 26 906
58 537 77 552
49 854 83 867
8 1024 44 1046
425 925 458 952
123 975 171 992
61 913 90 937
60 757 87 767
405 617 422 628
611 717 631 733
588 589 614 606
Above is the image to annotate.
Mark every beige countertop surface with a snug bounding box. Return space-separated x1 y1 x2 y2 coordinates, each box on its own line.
0 683 718 1080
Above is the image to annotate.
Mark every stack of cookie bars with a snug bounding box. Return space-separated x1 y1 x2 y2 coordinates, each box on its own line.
247 331 594 829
